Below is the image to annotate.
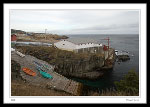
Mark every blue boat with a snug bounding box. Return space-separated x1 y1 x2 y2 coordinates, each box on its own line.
33 61 50 72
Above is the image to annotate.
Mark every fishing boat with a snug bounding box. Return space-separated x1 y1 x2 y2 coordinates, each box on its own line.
22 67 36 76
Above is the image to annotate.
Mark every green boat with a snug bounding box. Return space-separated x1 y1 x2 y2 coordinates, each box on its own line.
37 67 53 79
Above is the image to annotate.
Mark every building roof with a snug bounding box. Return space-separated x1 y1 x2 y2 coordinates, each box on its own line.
66 37 99 45
11 34 16 36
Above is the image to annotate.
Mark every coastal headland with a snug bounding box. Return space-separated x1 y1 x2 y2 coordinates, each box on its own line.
11 30 117 96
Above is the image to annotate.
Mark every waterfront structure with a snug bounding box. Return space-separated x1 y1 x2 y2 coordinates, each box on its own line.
54 38 103 53
14 41 52 47
11 34 17 41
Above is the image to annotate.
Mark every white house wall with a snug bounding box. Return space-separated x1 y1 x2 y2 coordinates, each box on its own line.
93 43 103 47
76 43 93 49
54 40 103 51
76 43 102 49
54 40 76 51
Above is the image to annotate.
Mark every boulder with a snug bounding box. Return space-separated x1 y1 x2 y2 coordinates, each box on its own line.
117 55 130 62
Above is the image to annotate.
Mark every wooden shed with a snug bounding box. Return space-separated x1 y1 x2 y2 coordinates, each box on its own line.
11 34 17 41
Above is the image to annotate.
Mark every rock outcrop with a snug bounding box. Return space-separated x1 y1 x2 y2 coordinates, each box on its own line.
15 46 114 80
117 55 130 62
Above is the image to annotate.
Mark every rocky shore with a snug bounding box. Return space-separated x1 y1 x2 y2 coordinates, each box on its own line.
117 55 130 62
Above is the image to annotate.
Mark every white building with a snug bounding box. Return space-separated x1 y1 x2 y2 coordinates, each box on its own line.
54 38 103 51
54 39 76 51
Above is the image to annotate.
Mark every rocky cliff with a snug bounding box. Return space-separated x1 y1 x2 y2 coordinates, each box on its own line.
15 46 110 79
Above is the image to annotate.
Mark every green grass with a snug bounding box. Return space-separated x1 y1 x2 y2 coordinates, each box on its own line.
11 42 16 48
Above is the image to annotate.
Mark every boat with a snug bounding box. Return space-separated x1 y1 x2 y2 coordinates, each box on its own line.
36 67 53 79
33 61 48 72
22 67 36 76
33 61 53 72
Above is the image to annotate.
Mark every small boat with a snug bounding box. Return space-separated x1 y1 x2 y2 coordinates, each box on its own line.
36 67 53 79
33 61 53 72
22 67 36 76
34 61 48 72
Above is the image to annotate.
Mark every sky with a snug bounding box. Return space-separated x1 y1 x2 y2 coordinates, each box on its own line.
10 10 139 34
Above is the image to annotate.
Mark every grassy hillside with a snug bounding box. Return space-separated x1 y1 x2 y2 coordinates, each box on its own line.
11 29 26 34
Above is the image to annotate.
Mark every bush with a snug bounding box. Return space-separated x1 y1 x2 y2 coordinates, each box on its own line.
114 69 139 95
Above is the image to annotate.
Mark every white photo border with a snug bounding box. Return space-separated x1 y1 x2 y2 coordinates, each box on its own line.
4 3 147 104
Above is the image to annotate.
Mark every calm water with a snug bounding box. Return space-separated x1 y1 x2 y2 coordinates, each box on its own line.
66 34 139 90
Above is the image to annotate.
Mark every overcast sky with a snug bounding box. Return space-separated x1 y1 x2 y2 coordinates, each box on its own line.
10 10 139 34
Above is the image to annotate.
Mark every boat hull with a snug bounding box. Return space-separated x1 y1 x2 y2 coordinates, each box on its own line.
22 67 36 76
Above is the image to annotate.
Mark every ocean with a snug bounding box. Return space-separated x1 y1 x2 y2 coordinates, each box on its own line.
66 34 139 90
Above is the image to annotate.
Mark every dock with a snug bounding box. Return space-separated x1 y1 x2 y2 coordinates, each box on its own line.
11 50 83 96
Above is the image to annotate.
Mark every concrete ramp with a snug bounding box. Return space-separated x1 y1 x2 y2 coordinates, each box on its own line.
11 51 83 96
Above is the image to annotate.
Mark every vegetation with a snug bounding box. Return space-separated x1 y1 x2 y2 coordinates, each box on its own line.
114 69 139 96
11 29 26 34
98 69 139 96
15 46 104 65
31 34 68 40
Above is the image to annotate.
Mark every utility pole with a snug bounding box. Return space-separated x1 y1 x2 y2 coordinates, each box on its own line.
104 37 110 59
107 37 110 59
107 37 109 49
100 37 110 50
45 29 47 34
45 29 47 39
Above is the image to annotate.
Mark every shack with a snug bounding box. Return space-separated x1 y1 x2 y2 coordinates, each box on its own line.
11 34 17 41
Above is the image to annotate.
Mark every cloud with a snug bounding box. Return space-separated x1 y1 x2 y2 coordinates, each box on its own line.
10 10 139 34
72 23 139 31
